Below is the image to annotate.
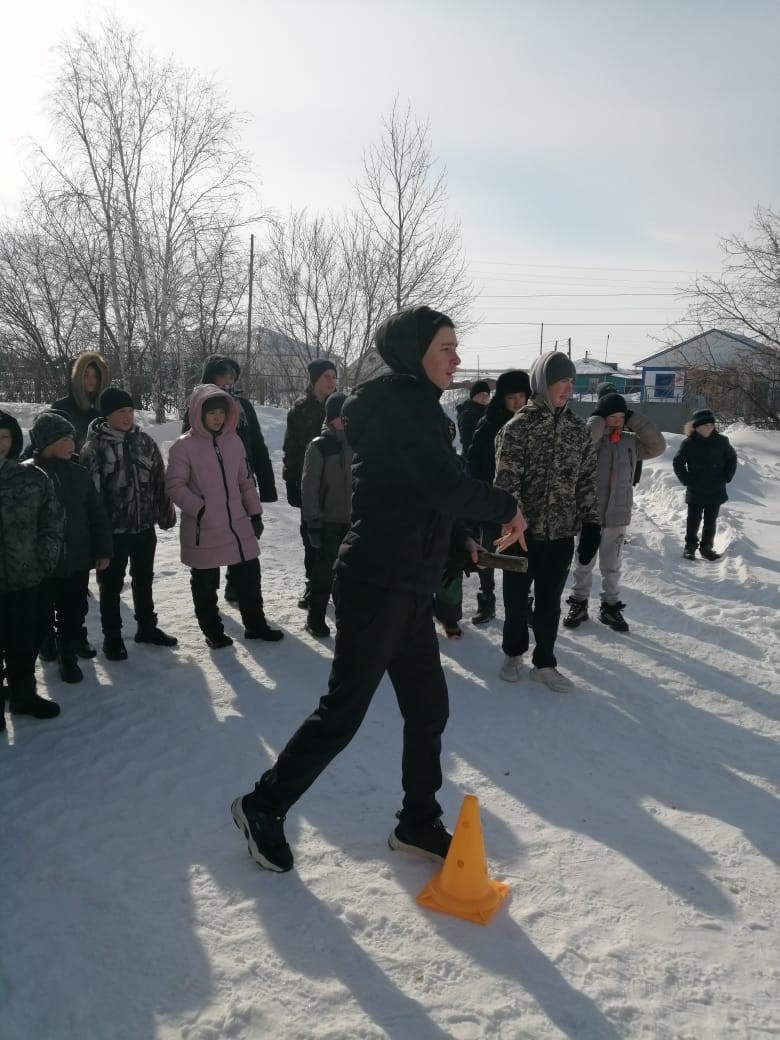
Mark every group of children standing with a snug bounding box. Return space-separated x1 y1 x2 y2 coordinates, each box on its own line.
1 344 740 726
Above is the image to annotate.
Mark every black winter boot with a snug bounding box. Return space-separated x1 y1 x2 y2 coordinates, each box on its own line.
103 631 128 661
699 545 721 561
75 627 97 659
245 619 284 642
57 638 84 684
563 597 589 629
683 546 696 560
38 631 58 663
305 613 331 638
135 625 178 647
471 591 496 626
8 677 60 719
599 601 629 632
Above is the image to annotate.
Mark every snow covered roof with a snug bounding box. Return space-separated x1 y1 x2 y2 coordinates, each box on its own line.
634 329 767 369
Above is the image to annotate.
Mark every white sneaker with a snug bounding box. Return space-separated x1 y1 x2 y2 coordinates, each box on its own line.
530 667 574 693
499 655 524 682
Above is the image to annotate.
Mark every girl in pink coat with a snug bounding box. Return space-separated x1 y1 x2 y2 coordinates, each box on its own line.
167 384 270 648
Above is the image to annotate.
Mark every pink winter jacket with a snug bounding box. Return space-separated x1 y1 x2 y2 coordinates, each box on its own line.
166 384 262 569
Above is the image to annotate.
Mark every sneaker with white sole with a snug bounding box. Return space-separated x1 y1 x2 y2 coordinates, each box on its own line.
388 815 452 863
530 666 575 693
230 795 293 872
499 654 524 682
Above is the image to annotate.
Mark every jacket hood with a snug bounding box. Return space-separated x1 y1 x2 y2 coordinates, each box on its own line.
373 306 452 391
200 355 241 384
529 352 573 414
483 393 517 430
186 383 240 437
69 351 110 411
0 409 23 459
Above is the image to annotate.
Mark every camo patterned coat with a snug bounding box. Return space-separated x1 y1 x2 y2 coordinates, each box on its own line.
0 430 63 593
495 398 599 541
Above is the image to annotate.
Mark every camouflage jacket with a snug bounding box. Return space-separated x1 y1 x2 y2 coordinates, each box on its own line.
495 399 599 540
0 459 63 592
80 421 170 534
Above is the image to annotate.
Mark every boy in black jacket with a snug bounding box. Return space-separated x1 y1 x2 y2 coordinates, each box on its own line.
673 409 737 561
28 412 113 683
231 306 527 873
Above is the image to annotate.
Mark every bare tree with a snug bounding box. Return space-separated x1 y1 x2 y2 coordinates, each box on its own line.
681 206 780 425
356 99 475 325
38 17 255 419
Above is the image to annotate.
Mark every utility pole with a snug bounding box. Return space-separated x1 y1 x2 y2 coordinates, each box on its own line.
567 336 571 358
604 333 610 363
246 234 254 377
539 322 544 355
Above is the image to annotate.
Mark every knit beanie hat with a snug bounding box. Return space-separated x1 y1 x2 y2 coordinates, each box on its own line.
470 380 491 399
308 358 337 386
325 391 347 423
596 381 617 398
415 306 454 355
594 392 627 418
31 411 76 450
545 352 577 386
691 408 716 428
495 369 531 399
202 394 231 415
99 387 134 417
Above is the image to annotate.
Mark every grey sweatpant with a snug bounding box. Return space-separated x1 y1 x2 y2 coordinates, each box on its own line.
570 525 627 605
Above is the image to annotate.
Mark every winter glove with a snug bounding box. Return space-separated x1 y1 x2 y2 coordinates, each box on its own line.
577 523 601 566
250 515 264 539
307 527 322 550
159 501 177 530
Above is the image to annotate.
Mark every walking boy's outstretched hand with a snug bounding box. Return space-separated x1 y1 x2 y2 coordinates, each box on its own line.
494 509 528 553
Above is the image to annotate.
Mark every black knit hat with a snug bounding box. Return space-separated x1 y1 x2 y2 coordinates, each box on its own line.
594 392 627 418
0 409 23 459
470 380 491 399
596 381 618 398
545 352 577 386
308 359 337 386
325 391 347 423
691 408 716 428
495 369 531 399
31 411 76 450
99 387 134 417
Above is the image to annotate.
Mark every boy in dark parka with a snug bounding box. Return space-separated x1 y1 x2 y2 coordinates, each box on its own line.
300 391 352 638
51 351 110 453
673 409 737 561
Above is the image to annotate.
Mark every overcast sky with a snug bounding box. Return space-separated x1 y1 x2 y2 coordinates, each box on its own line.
2 0 778 370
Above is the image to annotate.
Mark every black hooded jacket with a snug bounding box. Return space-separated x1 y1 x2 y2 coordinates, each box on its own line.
182 356 277 502
335 308 517 593
466 394 518 484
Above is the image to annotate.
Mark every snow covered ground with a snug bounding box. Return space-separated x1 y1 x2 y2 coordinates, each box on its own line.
1 402 778 1040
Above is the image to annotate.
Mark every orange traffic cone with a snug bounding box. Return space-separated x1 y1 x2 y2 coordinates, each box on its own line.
417 794 509 925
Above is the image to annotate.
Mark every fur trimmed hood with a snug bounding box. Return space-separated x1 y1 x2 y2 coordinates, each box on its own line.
69 352 110 411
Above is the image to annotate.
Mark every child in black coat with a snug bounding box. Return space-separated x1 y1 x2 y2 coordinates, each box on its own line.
28 412 113 683
673 409 738 561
